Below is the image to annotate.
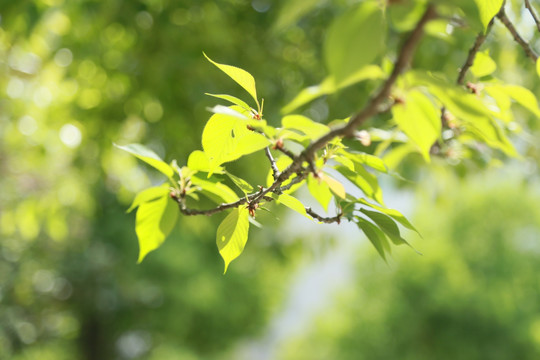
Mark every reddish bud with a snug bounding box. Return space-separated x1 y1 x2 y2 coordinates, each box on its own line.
272 138 284 150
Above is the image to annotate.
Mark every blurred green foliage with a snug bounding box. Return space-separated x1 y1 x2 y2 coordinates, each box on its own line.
281 172 540 359
1 0 539 359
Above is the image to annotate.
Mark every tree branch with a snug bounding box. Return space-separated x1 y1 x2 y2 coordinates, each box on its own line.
176 4 438 218
496 7 539 62
306 207 342 224
525 0 540 33
457 19 494 85
265 147 280 180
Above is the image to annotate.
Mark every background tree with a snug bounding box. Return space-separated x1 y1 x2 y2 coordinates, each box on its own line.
0 0 539 359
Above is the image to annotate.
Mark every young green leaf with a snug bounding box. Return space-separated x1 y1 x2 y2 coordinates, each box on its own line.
187 150 224 174
205 93 252 113
337 165 384 205
281 115 330 139
191 175 238 204
321 173 346 199
226 171 254 194
204 53 259 107
470 51 497 78
127 183 170 213
392 90 441 162
324 1 385 84
114 143 174 179
473 0 504 31
358 198 419 235
355 217 391 261
360 208 408 246
270 193 311 219
202 113 270 167
216 207 250 273
136 195 178 263
307 174 333 212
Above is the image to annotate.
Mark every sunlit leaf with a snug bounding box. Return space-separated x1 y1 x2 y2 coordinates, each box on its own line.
473 0 503 31
470 51 497 78
324 2 385 84
271 193 310 219
282 115 330 139
205 93 252 113
281 65 384 114
191 175 239 204
392 90 441 162
360 208 408 246
202 113 270 167
136 196 178 263
127 183 170 213
187 150 224 174
307 174 333 212
337 165 384 205
341 151 388 173
204 53 259 106
216 207 250 273
226 171 254 194
321 173 346 199
356 217 390 261
114 143 174 179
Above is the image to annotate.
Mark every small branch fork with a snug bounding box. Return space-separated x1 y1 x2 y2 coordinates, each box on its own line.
496 6 539 62
176 5 438 220
457 19 495 85
525 0 540 33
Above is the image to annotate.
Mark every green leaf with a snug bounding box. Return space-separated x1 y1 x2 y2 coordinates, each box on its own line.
473 0 503 31
307 174 333 212
202 113 270 167
360 208 408 246
282 115 330 139
324 2 385 84
271 193 310 219
136 195 178 263
336 165 384 205
187 150 224 174
191 175 238 204
392 90 441 162
127 183 170 213
216 207 250 273
272 0 322 31
281 65 384 114
341 151 388 173
358 198 419 235
205 93 252 113
356 217 390 261
226 172 254 194
537 58 540 78
321 173 346 199
497 85 540 118
114 143 174 179
470 51 497 78
204 53 259 106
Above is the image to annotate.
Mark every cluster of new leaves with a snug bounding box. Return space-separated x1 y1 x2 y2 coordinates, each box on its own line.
117 0 540 272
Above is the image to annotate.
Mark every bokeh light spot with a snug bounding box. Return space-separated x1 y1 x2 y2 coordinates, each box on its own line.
59 123 82 148
144 100 163 122
7 78 25 98
54 48 73 67
136 11 153 30
18 115 38 136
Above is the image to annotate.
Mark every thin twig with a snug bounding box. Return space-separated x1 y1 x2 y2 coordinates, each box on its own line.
457 19 494 85
306 207 342 224
276 146 296 160
525 0 540 33
496 7 539 62
265 147 280 180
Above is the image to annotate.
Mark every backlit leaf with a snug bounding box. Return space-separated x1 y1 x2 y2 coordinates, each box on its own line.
136 196 178 263
358 198 419 234
470 51 497 78
473 0 503 31
226 172 254 194
282 115 330 139
127 183 170 213
204 53 259 106
205 93 252 113
324 2 385 84
115 143 174 179
271 193 310 219
191 175 238 204
392 90 441 162
307 174 333 212
321 173 346 199
216 207 250 273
